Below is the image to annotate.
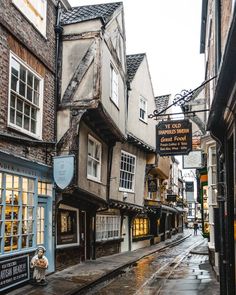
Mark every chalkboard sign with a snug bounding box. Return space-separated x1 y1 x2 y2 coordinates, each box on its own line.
0 255 29 292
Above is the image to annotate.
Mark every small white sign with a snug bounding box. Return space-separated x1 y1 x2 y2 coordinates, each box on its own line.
53 155 75 189
183 150 202 169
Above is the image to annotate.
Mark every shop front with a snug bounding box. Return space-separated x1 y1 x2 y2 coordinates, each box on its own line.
0 151 54 292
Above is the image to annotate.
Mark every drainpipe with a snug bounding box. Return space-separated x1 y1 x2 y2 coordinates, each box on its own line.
215 0 221 72
217 145 226 295
55 1 63 144
54 1 63 270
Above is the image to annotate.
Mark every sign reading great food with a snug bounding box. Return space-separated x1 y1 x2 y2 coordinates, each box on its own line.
156 119 192 156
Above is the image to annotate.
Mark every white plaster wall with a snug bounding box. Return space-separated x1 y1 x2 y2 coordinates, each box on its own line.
110 142 146 207
127 56 156 148
100 39 126 135
63 20 102 35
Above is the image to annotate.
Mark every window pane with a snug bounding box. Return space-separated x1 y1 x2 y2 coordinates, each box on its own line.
16 99 23 112
19 81 26 97
10 108 15 124
11 74 18 92
24 116 30 130
16 112 22 127
26 86 33 101
27 72 33 87
20 66 26 82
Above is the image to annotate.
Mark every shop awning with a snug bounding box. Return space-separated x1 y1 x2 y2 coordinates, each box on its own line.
161 204 178 214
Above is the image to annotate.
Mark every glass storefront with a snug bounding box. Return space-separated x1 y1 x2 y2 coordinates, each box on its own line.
0 173 36 254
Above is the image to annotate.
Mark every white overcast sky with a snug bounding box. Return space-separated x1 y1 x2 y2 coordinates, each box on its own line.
68 0 205 98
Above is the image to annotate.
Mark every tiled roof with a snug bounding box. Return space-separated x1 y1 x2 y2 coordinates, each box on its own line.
154 94 170 114
61 2 122 25
126 53 145 83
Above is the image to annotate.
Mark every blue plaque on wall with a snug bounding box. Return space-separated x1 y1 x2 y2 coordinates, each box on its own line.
53 155 75 189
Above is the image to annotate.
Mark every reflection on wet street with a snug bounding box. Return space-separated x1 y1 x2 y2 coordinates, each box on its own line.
88 234 220 295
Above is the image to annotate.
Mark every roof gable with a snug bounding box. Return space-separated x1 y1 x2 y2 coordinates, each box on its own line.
61 2 122 25
155 94 170 113
126 53 145 83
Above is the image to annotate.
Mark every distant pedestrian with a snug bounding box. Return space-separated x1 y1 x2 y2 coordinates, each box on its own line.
193 219 198 236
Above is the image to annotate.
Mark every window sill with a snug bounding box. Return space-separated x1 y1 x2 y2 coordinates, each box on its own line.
95 238 123 245
87 176 102 184
109 97 120 110
119 188 135 194
8 123 42 140
132 235 153 242
139 118 148 124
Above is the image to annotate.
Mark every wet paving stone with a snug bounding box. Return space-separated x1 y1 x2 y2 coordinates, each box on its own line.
88 234 220 294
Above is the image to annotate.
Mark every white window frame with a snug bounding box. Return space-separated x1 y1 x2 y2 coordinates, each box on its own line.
12 0 47 37
139 96 147 122
56 204 80 248
8 52 43 139
87 135 102 182
96 215 121 241
0 172 37 256
119 151 136 192
110 64 119 106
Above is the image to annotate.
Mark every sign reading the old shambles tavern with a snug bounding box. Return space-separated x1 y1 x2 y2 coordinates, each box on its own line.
0 256 29 292
156 119 192 156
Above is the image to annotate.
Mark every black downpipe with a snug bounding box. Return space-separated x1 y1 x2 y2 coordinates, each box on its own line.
215 0 221 72
216 144 227 295
54 1 63 143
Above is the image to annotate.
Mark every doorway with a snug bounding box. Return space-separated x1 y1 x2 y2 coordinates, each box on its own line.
37 198 48 250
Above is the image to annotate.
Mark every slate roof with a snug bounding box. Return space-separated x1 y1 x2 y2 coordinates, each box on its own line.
155 94 170 114
126 53 145 83
61 2 122 25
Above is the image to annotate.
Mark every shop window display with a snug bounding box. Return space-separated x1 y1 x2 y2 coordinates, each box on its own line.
0 173 36 254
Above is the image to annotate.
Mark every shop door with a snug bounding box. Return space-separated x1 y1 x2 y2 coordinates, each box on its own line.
121 215 129 252
37 198 48 250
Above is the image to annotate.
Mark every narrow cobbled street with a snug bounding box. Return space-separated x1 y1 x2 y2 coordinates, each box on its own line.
87 231 219 295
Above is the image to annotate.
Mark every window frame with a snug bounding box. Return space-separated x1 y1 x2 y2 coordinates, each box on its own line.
132 217 150 237
87 135 102 182
56 204 80 248
8 52 43 139
139 96 148 123
12 0 47 37
96 214 121 241
119 150 136 192
110 63 119 106
0 172 37 256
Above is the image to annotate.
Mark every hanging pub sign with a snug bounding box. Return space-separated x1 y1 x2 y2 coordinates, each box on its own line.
148 179 158 192
156 119 192 156
53 155 75 189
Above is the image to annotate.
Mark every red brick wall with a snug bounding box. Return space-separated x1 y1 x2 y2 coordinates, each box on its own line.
0 0 56 165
